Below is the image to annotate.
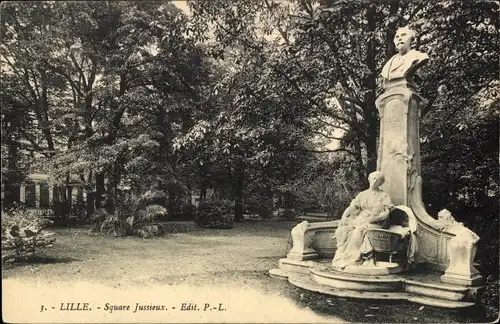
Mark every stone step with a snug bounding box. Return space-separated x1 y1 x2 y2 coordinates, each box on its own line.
297 216 330 222
304 212 329 217
311 267 402 282
404 278 470 292
290 274 407 300
279 258 317 275
403 279 470 302
311 268 403 292
269 268 289 280
310 267 470 301
312 268 470 292
407 296 475 309
288 273 475 309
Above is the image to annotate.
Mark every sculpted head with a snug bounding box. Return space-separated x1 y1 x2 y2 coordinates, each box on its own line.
438 209 455 222
368 171 385 189
394 26 416 55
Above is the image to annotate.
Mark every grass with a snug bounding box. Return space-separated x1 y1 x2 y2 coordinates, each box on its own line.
2 220 491 323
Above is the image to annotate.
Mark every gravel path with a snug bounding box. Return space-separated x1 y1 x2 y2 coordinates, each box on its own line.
2 221 344 323
2 221 485 323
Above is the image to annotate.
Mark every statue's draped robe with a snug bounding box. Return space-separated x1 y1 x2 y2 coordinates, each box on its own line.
332 190 393 268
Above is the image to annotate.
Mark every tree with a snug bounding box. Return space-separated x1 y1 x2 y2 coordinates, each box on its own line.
0 74 33 207
1 1 213 217
186 0 498 186
1 2 67 207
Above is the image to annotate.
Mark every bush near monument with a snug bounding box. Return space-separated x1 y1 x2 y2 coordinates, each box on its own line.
196 200 234 229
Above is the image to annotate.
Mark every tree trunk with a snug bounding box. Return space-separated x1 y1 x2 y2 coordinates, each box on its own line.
100 73 127 214
167 183 176 219
233 157 244 222
106 184 116 214
86 188 95 216
200 182 207 201
40 70 56 155
385 0 401 60
283 191 294 220
259 184 273 219
106 165 121 215
85 171 94 216
95 173 106 209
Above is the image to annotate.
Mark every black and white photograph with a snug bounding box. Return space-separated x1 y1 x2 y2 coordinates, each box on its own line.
1 0 498 323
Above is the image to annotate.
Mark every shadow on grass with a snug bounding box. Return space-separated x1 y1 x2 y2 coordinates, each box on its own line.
182 220 297 239
286 288 489 323
47 220 298 240
2 255 79 269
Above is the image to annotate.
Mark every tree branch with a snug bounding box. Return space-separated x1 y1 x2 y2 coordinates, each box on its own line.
271 65 356 127
69 52 88 90
263 0 291 45
311 130 345 141
287 147 357 157
313 116 351 133
43 61 84 97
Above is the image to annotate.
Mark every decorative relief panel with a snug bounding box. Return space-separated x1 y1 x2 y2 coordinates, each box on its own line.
379 97 408 205
417 226 439 261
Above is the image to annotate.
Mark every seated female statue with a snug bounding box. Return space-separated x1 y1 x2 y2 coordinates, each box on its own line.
332 171 393 269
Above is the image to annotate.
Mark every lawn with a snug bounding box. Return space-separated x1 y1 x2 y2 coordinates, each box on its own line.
2 220 488 323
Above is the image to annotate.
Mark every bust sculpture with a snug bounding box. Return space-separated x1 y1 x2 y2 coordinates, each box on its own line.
332 171 393 269
381 26 429 83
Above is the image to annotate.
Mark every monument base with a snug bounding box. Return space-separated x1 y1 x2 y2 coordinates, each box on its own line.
441 273 483 286
287 251 319 261
270 258 482 309
340 261 405 276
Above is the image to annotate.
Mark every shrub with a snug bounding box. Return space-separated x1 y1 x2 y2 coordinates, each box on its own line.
123 204 167 238
170 202 196 221
70 200 88 224
52 201 70 219
135 223 165 239
50 200 87 227
91 190 167 238
180 202 196 220
244 192 273 218
1 205 56 263
478 275 499 321
196 199 234 229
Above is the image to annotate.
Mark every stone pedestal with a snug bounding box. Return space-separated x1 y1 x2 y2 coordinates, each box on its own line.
441 270 483 286
287 221 319 261
376 79 423 206
440 224 483 286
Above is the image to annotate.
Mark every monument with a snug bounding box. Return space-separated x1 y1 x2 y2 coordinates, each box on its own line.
270 26 483 308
